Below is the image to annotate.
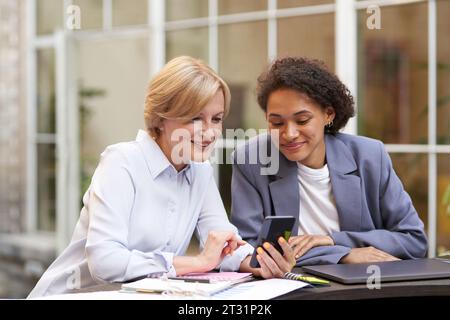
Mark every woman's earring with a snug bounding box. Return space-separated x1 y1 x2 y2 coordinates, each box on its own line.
327 120 333 128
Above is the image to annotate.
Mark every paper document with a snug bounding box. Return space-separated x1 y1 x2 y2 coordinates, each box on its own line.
37 277 309 300
121 278 234 296
34 290 177 300
213 279 309 300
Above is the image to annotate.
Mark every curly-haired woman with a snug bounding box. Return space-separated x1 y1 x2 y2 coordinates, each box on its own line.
235 57 428 276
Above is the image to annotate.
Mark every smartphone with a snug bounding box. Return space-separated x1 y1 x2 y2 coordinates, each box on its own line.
250 216 296 268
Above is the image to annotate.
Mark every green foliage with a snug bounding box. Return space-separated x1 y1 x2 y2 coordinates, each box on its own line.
78 84 106 201
443 183 450 217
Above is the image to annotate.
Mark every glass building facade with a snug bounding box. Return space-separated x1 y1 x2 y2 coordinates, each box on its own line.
0 0 449 297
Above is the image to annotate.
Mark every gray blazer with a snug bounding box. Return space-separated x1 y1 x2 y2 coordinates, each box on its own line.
231 133 428 266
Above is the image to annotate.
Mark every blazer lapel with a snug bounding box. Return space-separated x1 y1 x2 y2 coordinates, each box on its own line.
267 140 300 236
266 134 362 236
325 134 362 232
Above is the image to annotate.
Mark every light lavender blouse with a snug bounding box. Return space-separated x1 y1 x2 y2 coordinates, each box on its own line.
28 130 253 298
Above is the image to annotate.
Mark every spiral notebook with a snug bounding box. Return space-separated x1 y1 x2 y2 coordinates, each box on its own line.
170 272 253 283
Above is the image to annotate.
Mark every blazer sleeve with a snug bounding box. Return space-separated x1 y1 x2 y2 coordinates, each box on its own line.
296 246 352 266
330 142 428 259
230 151 265 247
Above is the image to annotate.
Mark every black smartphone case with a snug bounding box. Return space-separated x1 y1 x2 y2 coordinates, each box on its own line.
249 216 295 268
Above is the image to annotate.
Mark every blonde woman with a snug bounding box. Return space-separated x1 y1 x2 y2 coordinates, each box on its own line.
29 56 293 298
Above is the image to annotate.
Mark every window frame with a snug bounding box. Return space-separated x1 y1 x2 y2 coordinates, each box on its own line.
27 0 447 257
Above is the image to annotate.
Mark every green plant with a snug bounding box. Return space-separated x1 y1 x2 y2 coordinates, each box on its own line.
417 62 450 217
443 183 450 217
78 84 106 201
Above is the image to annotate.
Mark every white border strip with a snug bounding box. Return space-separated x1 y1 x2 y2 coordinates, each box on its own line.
71 25 149 42
149 0 165 76
355 0 425 10
66 33 80 243
336 0 357 135
165 4 335 31
428 0 437 258
209 0 219 182
55 30 68 252
103 0 113 30
26 0 38 232
208 0 218 70
268 0 277 61
385 144 450 153
33 35 55 49
35 133 57 144
215 141 450 153
275 3 335 18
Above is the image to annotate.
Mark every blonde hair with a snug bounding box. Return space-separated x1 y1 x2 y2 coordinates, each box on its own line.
144 56 231 137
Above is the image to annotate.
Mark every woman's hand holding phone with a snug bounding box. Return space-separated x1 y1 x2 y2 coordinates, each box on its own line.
240 236 296 279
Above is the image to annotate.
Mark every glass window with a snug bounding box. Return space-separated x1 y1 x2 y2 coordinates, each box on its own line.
36 0 63 35
76 37 149 194
357 3 428 144
438 154 450 256
437 0 450 145
278 13 335 71
166 0 208 21
72 0 103 30
219 21 268 130
166 27 209 63
390 153 428 233
113 0 148 27
277 0 333 9
218 0 266 15
37 143 56 231
37 49 55 134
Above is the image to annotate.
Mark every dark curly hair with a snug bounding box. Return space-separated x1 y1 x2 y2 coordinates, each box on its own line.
256 57 355 134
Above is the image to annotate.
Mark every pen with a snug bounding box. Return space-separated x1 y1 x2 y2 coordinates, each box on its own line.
167 277 211 283
283 272 330 285
295 276 330 285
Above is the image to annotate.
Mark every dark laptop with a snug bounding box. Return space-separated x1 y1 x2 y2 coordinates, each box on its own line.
302 258 450 284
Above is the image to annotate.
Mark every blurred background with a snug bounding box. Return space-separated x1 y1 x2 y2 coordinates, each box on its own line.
0 0 449 298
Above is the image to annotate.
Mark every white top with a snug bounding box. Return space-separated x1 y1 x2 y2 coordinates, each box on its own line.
297 162 340 236
28 130 253 298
